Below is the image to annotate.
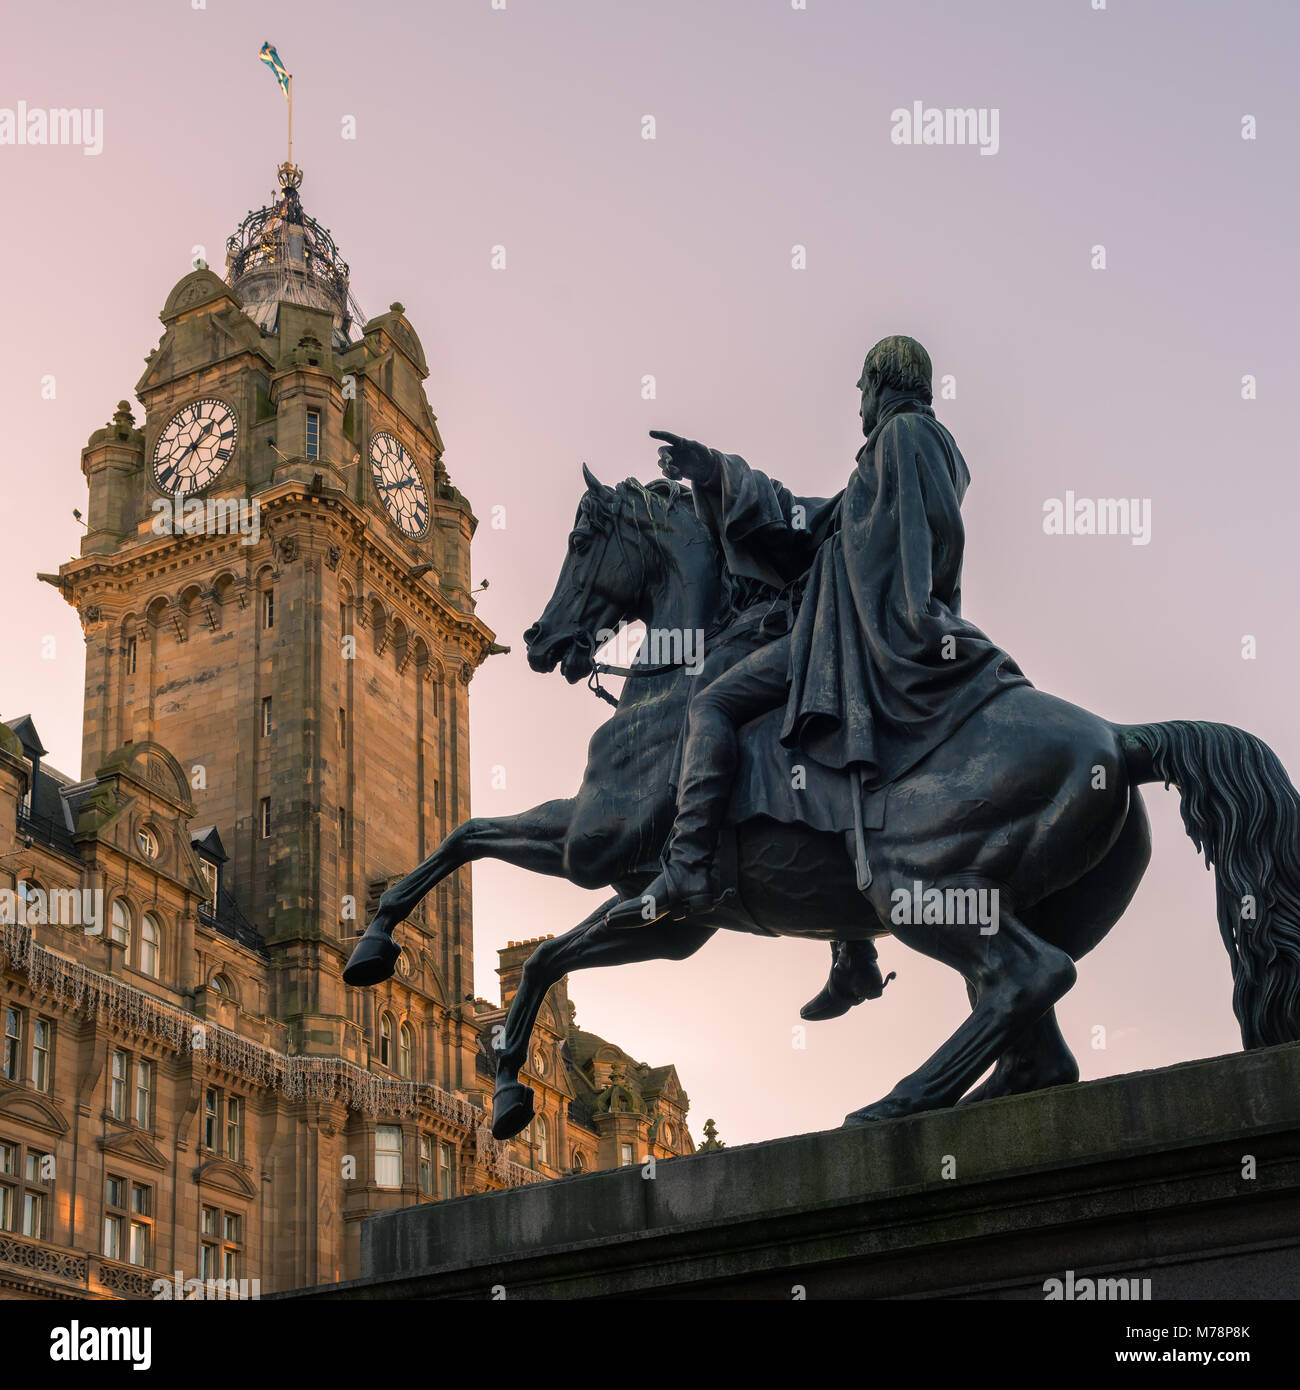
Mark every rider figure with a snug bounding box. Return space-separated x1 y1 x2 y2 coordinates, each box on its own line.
602 335 1029 937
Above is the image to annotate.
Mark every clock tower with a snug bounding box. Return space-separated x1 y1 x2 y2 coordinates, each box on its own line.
56 164 496 1063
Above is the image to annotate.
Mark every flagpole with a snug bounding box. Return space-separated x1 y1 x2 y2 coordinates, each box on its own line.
287 73 294 168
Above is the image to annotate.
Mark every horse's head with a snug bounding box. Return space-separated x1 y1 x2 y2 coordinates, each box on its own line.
524 464 719 683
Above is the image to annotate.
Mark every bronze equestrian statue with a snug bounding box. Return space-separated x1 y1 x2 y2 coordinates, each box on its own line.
344 335 1300 1143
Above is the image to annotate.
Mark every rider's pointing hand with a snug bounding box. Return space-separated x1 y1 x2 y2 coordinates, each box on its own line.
650 430 717 487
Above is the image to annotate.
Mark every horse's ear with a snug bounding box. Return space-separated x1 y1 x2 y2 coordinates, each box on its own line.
582 462 614 501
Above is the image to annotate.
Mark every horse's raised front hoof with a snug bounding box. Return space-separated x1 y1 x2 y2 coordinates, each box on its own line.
343 931 400 987
492 1081 535 1140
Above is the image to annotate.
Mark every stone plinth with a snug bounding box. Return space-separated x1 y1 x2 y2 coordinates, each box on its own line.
275 1043 1300 1299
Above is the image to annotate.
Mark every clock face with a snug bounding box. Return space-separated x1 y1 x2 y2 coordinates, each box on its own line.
153 398 238 493
369 431 430 537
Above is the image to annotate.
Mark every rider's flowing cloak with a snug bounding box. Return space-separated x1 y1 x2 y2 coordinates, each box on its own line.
696 392 1030 788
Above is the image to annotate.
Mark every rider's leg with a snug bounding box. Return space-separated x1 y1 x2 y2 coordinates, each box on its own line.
800 938 893 1021
601 635 793 929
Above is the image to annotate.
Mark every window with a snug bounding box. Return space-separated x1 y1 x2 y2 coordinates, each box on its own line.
571 1149 587 1174
339 602 350 636
338 806 348 853
137 825 158 858
379 1014 393 1069
199 860 218 912
438 1141 454 1199
419 1135 432 1195
338 707 347 749
225 1096 242 1161
110 900 131 951
104 1174 125 1259
140 915 160 978
261 696 273 737
134 1059 152 1127
126 636 138 675
21 1149 51 1239
199 1207 245 1280
306 410 320 459
399 1023 412 1079
620 1143 634 1167
109 1049 128 1119
261 590 274 630
204 1088 218 1149
375 1126 402 1188
2 1007 20 1082
0 1142 14 1230
260 798 271 839
536 1115 550 1167
31 1018 51 1092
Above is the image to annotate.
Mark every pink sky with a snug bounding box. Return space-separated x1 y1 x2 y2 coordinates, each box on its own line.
2 0 1297 1145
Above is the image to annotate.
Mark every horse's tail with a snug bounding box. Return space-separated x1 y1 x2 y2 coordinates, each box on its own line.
1118 720 1300 1047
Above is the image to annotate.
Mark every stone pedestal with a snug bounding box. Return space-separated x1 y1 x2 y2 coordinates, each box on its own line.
274 1043 1300 1300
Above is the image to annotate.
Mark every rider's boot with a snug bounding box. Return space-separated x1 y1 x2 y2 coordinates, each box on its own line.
800 939 893 1020
600 709 736 932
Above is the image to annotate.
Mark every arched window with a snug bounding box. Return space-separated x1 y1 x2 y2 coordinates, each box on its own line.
399 1023 413 1079
380 1013 393 1068
536 1114 550 1166
140 915 160 978
110 900 132 954
210 973 233 1000
571 1148 586 1173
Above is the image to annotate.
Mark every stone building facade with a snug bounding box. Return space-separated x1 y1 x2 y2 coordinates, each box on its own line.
0 165 693 1299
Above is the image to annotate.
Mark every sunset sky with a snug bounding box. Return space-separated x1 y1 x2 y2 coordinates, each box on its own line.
2 0 1297 1146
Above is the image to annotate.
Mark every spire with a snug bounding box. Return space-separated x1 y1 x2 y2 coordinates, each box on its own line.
224 166 364 350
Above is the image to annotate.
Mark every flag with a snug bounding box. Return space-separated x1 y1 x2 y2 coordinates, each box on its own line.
259 43 290 98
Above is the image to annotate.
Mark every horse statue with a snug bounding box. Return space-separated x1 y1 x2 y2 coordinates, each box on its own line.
344 468 1300 1140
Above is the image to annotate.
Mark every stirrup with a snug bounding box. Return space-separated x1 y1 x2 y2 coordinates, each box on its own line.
600 878 714 933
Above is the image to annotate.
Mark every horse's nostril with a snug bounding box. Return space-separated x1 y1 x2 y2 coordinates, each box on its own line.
523 623 541 646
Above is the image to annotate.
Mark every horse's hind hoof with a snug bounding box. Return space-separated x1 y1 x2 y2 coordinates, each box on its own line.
492 1081 535 1140
343 932 400 987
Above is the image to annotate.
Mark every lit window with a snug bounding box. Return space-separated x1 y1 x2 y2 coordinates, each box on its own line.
126 636 138 675
2 1007 21 1082
379 1014 393 1068
140 915 160 978
536 1115 550 1166
21 1150 50 1239
260 798 271 839
306 410 320 459
620 1143 634 1167
419 1135 432 1195
110 1049 128 1119
128 1217 150 1267
31 1018 51 1092
375 1126 402 1188
262 590 274 630
135 1058 152 1127
110 900 131 952
399 1023 412 1079
261 696 273 737
199 861 219 912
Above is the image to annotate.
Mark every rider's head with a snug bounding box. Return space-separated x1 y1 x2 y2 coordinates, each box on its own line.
858 336 933 435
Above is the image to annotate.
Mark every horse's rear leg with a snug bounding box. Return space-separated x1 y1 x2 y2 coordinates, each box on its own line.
492 905 715 1139
846 901 1077 1124
343 799 575 986
962 792 1151 1104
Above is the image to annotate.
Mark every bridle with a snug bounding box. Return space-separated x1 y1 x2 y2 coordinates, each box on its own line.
569 486 686 706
